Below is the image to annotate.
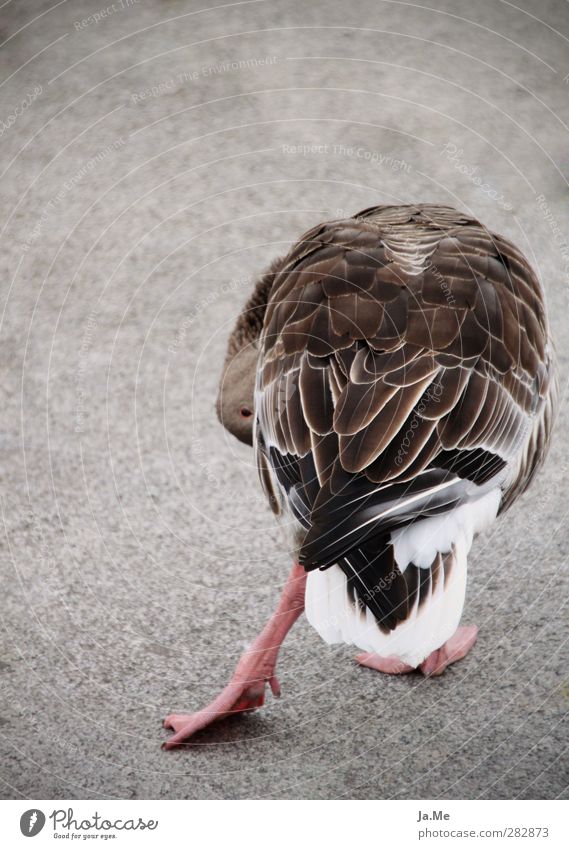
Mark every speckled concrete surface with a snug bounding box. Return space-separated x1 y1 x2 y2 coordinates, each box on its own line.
0 0 568 800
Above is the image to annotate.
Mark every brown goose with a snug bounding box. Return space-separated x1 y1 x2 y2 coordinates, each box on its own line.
164 204 556 748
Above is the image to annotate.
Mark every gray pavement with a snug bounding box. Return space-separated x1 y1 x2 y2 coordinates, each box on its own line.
0 0 568 799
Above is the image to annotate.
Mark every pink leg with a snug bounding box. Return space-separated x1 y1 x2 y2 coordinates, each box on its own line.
355 625 478 678
163 563 306 748
356 653 414 675
419 625 478 677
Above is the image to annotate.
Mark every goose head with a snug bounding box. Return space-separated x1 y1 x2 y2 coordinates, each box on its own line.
215 343 258 445
216 255 285 445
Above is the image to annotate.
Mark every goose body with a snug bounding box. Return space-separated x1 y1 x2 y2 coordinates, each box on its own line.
253 204 555 668
164 204 556 747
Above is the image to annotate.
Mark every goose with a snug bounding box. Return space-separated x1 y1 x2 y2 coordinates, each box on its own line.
163 204 556 748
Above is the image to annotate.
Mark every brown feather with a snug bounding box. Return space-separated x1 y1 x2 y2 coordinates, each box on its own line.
242 204 556 562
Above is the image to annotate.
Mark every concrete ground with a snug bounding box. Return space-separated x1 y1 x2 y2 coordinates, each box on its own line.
0 0 568 800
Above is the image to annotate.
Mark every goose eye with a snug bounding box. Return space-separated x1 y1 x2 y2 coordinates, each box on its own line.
240 406 253 419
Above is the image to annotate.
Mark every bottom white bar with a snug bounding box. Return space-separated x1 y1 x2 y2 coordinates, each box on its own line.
1 799 566 848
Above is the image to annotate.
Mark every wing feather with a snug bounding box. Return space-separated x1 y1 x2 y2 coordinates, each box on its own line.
255 205 555 595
